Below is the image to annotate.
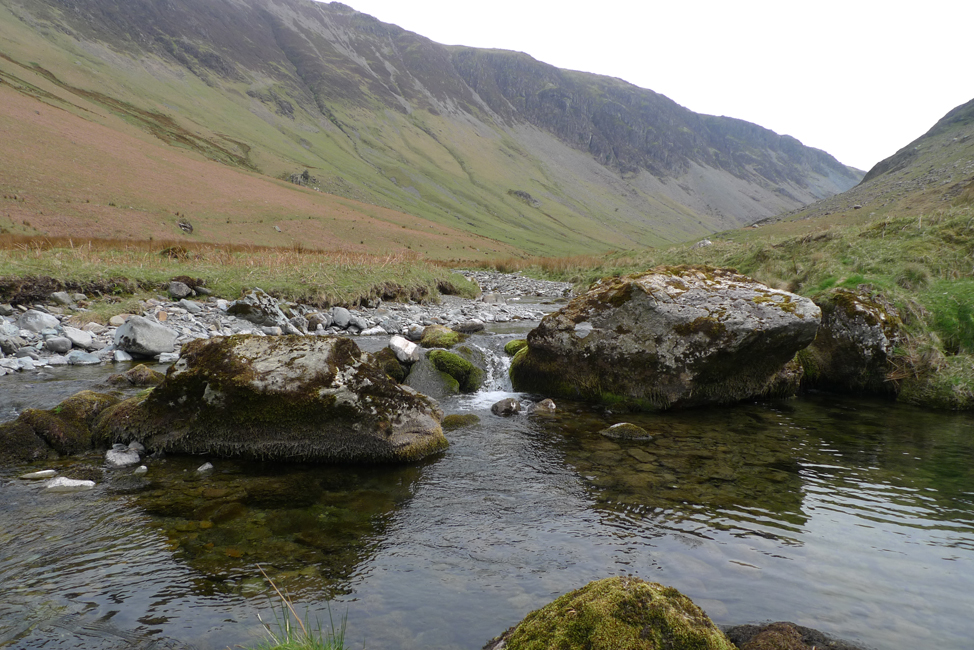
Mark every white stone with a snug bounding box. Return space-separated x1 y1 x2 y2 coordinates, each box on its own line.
360 326 387 336
197 462 214 473
106 448 141 467
113 350 134 362
20 469 57 479
157 352 180 363
133 465 148 475
45 477 96 492
389 335 421 363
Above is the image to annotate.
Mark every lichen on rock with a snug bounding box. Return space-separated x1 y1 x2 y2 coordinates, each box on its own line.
510 266 821 410
93 335 447 463
800 287 902 395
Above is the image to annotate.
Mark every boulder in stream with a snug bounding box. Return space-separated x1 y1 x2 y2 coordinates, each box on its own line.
483 576 735 650
93 335 447 463
510 266 821 410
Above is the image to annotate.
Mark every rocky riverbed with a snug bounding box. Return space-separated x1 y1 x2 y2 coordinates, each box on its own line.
0 271 573 378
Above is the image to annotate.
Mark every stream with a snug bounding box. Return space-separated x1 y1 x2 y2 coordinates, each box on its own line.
1 321 973 649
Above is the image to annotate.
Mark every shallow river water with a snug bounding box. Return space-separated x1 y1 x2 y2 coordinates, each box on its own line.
1 330 973 650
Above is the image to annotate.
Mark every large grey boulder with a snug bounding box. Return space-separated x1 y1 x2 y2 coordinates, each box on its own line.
18 310 59 333
113 316 178 357
94 335 447 463
510 266 821 410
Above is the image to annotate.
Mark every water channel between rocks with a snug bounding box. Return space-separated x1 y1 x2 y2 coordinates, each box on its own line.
2 316 973 650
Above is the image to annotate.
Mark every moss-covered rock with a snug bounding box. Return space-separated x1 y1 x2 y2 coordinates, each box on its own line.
801 288 902 395
0 390 120 463
421 324 461 348
442 413 480 430
372 347 407 383
403 354 461 399
484 576 734 650
511 266 821 410
428 349 485 393
92 335 447 463
504 339 528 356
108 363 167 386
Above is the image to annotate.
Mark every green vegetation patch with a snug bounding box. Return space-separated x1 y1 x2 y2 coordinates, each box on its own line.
504 339 528 356
427 350 484 393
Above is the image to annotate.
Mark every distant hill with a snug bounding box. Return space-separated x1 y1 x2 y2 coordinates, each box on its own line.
769 97 974 227
0 0 863 256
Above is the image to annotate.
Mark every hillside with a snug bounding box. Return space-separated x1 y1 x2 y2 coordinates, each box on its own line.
756 97 974 233
0 0 862 256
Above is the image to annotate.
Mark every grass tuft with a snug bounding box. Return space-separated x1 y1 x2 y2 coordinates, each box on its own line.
246 565 347 650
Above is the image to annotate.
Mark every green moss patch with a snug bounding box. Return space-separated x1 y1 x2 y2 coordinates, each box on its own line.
490 576 734 650
428 349 484 393
421 324 462 348
504 339 528 356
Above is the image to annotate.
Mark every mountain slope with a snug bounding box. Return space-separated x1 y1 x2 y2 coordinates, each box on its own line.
0 0 862 256
765 97 974 230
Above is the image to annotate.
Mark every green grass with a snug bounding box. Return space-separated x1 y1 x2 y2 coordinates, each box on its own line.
0 236 478 310
248 566 348 650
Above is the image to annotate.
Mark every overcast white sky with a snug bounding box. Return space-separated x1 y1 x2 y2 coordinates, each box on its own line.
335 0 972 172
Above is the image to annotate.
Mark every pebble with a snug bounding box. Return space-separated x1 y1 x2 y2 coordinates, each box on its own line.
45 477 96 492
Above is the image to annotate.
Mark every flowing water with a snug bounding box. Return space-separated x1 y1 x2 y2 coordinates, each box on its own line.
2 330 973 650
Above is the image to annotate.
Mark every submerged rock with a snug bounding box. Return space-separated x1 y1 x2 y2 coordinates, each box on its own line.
511 266 821 410
724 621 867 650
490 398 521 416
600 422 651 439
484 576 734 650
93 335 447 463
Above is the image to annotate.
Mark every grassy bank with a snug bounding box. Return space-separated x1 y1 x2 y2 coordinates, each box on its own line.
0 235 479 312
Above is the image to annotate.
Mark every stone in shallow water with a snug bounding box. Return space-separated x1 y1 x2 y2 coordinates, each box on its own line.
600 422 652 439
20 469 57 480
106 447 141 467
67 350 101 365
45 477 96 492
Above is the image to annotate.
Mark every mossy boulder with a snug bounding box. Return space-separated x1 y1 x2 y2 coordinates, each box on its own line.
484 576 734 650
801 288 902 395
428 349 485 393
372 347 407 383
504 339 528 356
0 390 120 463
92 335 447 463
511 266 821 410
403 354 461 399
421 324 461 348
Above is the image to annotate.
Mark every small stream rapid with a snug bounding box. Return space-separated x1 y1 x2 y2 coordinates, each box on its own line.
2 323 973 650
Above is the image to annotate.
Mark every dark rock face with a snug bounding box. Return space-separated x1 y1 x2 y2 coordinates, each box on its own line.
510 266 821 410
94 335 447 463
724 622 867 650
800 288 901 395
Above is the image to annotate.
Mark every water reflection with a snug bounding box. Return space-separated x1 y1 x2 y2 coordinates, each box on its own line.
3 358 974 650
